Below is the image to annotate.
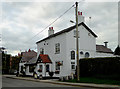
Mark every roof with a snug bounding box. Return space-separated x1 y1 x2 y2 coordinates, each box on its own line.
96 45 113 53
37 54 52 63
36 22 97 44
20 50 37 62
25 56 37 65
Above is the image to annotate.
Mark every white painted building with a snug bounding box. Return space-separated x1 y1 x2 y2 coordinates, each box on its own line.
19 12 114 78
36 13 98 77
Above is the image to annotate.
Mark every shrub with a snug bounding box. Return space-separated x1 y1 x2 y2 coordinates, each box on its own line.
78 57 120 80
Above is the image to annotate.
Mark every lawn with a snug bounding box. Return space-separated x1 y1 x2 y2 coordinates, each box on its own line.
64 77 120 85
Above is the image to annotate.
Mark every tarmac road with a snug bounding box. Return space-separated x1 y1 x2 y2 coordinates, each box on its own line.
2 76 95 89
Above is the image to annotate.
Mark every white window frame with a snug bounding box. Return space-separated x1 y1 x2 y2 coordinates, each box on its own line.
55 43 60 54
40 48 44 54
71 62 75 70
71 50 75 60
55 61 60 71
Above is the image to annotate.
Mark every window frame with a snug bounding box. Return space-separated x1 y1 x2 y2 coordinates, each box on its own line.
46 65 49 72
85 52 90 58
55 61 60 71
71 62 75 70
71 50 75 60
55 43 60 54
40 48 44 54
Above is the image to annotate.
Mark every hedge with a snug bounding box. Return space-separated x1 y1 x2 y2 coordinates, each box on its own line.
79 57 120 80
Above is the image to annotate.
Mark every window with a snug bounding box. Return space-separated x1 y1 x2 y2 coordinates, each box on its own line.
73 30 79 37
71 51 75 59
39 65 42 70
85 52 90 58
29 65 35 73
55 62 60 74
55 43 60 54
55 62 60 71
40 48 44 54
46 65 49 72
38 65 42 72
71 62 75 70
80 51 83 55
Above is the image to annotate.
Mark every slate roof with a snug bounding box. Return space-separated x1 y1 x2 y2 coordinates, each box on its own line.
20 50 37 63
96 45 113 53
36 22 97 44
25 54 52 65
25 56 37 65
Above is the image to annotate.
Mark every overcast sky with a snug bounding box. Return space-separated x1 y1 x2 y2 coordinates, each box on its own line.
0 1 119 56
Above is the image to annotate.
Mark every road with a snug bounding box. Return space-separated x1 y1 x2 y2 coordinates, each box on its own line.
2 76 95 89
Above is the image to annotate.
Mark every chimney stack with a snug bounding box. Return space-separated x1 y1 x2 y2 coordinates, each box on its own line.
104 41 108 48
48 27 54 36
78 11 84 23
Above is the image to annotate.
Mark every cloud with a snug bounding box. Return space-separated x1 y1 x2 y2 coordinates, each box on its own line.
1 2 118 55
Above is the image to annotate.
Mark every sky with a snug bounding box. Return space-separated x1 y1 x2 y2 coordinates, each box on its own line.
0 0 119 56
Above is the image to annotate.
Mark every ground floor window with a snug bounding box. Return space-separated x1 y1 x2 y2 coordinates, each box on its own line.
71 62 75 70
55 62 60 74
38 65 42 72
46 65 49 72
21 66 23 72
29 65 35 73
85 52 90 58
55 62 60 71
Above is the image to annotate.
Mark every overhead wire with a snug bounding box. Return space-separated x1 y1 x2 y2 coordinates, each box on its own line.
25 3 75 43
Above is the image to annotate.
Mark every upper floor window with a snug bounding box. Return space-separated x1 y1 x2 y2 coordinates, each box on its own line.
40 48 44 54
71 51 75 60
85 52 90 58
73 30 79 37
55 43 60 54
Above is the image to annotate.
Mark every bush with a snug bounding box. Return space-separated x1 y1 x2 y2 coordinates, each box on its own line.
79 57 120 80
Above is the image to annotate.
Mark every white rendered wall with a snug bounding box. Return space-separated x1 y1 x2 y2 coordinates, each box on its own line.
66 25 96 75
95 52 115 57
19 63 25 74
37 24 96 77
37 33 67 77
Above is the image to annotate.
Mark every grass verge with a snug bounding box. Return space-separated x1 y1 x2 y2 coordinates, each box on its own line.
64 77 120 85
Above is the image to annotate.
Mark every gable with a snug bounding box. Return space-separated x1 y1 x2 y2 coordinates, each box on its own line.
36 22 97 44
37 54 52 63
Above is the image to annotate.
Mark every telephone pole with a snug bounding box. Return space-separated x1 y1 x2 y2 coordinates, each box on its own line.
75 2 80 81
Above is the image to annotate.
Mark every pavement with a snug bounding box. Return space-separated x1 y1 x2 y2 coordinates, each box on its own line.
2 75 120 89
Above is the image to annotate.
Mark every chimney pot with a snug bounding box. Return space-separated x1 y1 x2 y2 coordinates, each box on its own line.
48 27 54 36
104 41 108 48
78 11 84 23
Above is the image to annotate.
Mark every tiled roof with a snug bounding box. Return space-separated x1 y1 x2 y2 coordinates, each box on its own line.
25 56 37 65
21 50 37 62
96 45 113 53
36 22 97 44
37 54 52 63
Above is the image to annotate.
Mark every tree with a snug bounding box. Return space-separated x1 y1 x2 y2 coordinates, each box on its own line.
11 56 21 70
114 45 120 55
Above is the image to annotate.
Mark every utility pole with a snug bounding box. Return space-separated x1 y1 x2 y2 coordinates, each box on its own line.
75 2 80 81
